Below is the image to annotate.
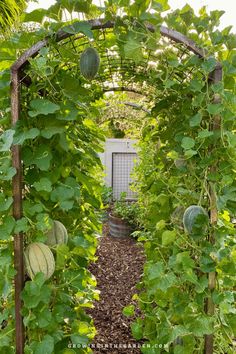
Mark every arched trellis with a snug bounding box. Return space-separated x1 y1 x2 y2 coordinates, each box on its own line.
10 18 222 354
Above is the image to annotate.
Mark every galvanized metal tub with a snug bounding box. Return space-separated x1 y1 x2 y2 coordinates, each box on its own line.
108 213 133 238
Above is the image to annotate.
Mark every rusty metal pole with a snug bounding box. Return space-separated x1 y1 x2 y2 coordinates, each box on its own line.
204 63 223 354
11 69 25 354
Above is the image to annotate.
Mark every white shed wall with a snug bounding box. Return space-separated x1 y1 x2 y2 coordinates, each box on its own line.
99 139 138 200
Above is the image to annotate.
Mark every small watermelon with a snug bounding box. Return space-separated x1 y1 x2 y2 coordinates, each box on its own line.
24 242 55 280
80 47 100 80
183 205 208 237
45 220 68 246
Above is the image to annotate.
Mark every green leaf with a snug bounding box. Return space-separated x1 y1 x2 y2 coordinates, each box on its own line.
156 220 166 231
189 113 202 127
198 130 214 139
61 76 90 101
201 57 217 73
36 213 52 232
13 128 40 145
29 99 60 117
21 274 51 309
38 309 52 328
33 178 52 192
34 335 54 354
152 0 170 11
189 79 204 92
0 324 14 347
200 255 216 272
226 34 236 50
124 37 143 63
22 9 48 23
176 252 195 269
60 200 74 211
227 132 236 147
171 325 190 341
131 318 143 340
50 184 75 210
184 149 197 158
188 316 214 336
70 334 89 346
146 261 164 280
14 217 30 233
56 244 69 269
123 304 135 317
35 146 53 171
181 137 195 150
24 201 44 217
162 230 176 246
51 185 74 202
195 276 208 293
0 195 13 212
0 165 16 181
0 130 14 151
62 21 93 38
207 103 223 115
23 145 53 171
157 272 177 291
0 216 15 240
41 126 64 139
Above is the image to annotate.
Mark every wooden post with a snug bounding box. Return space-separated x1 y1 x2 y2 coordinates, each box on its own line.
204 63 223 354
11 69 25 354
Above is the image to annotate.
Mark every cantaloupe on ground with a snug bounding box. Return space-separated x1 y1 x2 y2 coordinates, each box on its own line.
24 242 55 280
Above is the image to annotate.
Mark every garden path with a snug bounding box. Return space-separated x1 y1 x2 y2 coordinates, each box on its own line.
88 223 145 354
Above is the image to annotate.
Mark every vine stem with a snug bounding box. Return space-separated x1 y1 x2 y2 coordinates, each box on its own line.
204 63 223 354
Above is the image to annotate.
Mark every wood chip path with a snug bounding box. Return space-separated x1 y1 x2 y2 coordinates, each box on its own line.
87 223 145 354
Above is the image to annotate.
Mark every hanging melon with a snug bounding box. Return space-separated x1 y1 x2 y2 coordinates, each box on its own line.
183 205 208 236
45 220 68 246
24 242 55 280
80 47 100 80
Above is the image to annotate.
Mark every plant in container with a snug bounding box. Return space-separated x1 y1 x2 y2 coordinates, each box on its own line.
109 192 140 238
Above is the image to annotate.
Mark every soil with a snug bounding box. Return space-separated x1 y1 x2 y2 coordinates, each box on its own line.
87 222 145 354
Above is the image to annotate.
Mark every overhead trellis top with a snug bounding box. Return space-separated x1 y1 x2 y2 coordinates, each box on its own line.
12 19 210 96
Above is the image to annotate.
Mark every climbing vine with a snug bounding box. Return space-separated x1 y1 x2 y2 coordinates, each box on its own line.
0 0 235 353
133 4 236 354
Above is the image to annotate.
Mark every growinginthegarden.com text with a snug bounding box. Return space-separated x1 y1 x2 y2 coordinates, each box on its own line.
68 343 169 349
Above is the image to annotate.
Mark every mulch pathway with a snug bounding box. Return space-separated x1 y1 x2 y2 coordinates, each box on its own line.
87 222 145 354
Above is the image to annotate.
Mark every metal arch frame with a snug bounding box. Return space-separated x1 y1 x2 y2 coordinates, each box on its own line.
10 18 222 354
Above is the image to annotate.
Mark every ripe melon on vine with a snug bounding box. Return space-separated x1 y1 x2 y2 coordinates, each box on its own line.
183 205 208 237
45 220 68 246
80 47 100 80
24 242 55 280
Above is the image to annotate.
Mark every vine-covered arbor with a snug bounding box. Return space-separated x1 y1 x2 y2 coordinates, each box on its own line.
4 2 236 354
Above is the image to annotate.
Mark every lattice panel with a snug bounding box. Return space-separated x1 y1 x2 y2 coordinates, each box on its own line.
112 153 137 200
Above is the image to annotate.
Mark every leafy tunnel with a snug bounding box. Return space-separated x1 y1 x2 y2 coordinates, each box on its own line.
6 5 235 354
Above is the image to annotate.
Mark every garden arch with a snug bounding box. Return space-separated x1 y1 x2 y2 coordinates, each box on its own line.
11 18 222 354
